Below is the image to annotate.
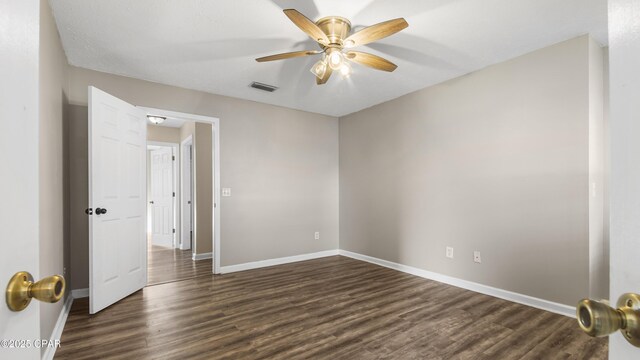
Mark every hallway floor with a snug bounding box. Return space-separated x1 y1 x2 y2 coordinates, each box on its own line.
147 244 212 285
55 256 607 359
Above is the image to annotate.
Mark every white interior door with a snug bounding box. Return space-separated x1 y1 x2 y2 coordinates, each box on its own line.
150 147 175 248
89 86 147 314
608 0 640 358
0 0 41 357
181 142 193 250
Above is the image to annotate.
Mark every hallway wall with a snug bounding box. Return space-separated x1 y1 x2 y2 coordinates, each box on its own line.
147 124 180 143
193 122 213 255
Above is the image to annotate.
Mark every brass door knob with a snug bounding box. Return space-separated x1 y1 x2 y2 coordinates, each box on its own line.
577 293 640 347
6 271 66 312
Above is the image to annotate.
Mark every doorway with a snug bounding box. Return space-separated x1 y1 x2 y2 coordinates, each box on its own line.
146 140 200 286
143 109 221 286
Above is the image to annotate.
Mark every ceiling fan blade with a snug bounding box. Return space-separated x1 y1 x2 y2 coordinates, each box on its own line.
343 18 408 48
316 66 332 85
345 51 398 72
256 50 321 62
283 9 330 45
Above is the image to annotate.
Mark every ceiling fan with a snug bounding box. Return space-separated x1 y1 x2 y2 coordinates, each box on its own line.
256 9 408 85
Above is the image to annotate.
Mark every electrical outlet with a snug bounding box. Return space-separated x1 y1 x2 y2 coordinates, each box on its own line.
314 231 320 240
474 251 481 263
446 247 454 259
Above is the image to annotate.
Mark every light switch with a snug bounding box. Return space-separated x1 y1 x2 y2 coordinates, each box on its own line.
222 188 231 197
446 247 454 259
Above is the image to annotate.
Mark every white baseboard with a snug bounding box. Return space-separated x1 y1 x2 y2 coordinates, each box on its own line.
71 288 89 299
43 295 73 360
192 252 212 261
220 250 339 274
338 250 575 318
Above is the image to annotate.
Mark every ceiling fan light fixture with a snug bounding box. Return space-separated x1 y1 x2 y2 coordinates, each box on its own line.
310 59 328 78
327 48 343 70
147 115 166 125
339 62 352 78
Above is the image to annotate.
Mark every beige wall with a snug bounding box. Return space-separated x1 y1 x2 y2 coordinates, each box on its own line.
39 0 69 351
194 122 213 254
67 67 339 289
68 104 89 289
180 121 195 142
588 39 607 300
339 36 605 306
147 124 180 143
178 120 214 255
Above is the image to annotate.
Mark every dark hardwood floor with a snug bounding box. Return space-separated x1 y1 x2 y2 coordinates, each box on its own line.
55 256 607 360
147 244 212 285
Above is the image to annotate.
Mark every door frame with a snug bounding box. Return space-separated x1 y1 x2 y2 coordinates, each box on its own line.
147 141 179 249
138 107 221 274
180 135 194 252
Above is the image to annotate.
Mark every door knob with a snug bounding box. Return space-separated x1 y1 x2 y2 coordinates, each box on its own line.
577 293 640 347
6 272 66 311
95 207 107 215
149 201 154 204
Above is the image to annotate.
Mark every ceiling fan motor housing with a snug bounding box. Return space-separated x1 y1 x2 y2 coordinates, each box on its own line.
315 16 352 47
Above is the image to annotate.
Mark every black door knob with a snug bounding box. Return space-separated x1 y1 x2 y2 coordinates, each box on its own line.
96 208 107 215
149 201 154 204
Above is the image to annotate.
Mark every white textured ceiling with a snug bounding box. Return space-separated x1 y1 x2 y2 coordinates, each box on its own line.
50 0 608 117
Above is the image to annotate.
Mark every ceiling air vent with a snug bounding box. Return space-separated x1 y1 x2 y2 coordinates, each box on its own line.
250 82 278 92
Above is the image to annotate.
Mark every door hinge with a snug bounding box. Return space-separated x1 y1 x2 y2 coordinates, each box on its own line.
173 228 176 234
172 155 175 161
173 192 175 197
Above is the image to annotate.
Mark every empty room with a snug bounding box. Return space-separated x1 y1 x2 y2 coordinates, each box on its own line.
2 0 640 359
